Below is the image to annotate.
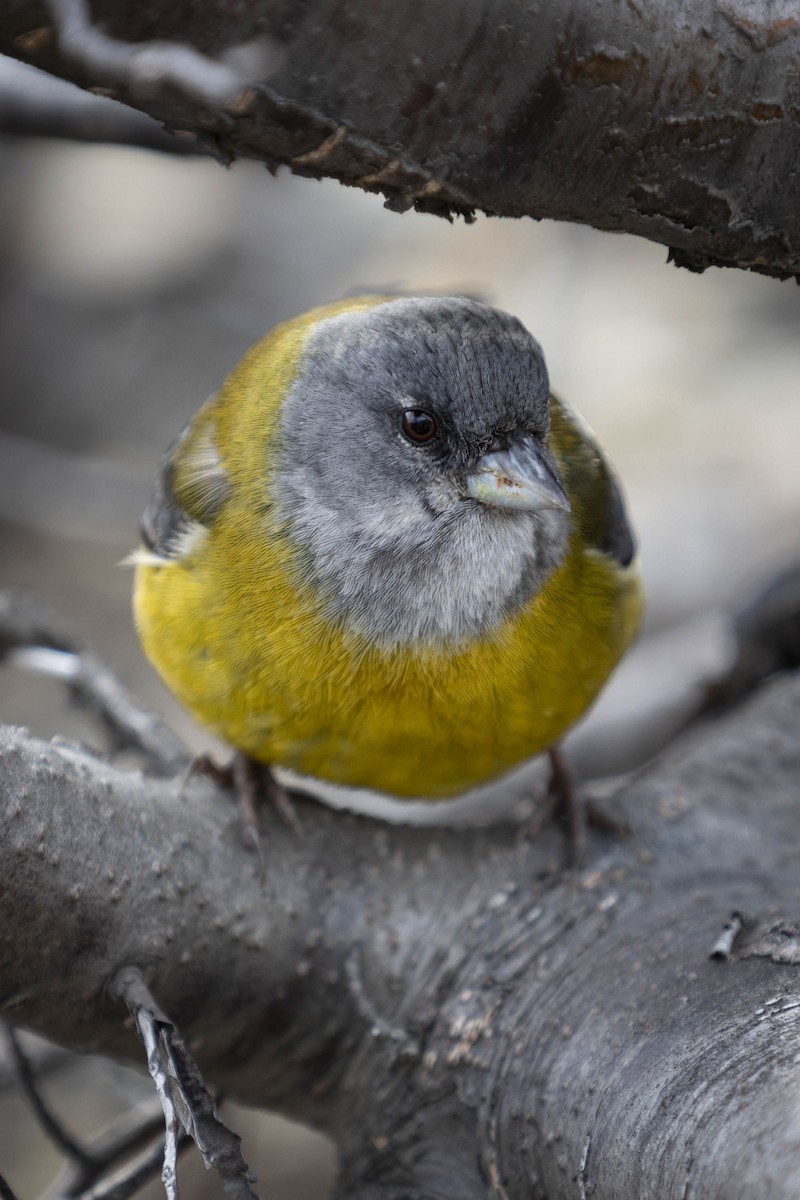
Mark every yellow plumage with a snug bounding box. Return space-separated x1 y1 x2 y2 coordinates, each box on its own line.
134 298 642 799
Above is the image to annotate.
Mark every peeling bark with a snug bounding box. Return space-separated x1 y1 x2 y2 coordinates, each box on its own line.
0 1 799 277
2 672 800 1198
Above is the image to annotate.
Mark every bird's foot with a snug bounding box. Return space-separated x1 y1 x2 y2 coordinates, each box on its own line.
523 747 630 873
183 751 302 861
232 754 304 847
546 745 585 867
183 752 234 790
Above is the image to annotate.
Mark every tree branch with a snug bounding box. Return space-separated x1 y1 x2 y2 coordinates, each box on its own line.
1 1 798 277
4 1025 93 1166
2 669 800 1197
0 1175 19 1200
0 57 201 153
42 0 267 107
113 968 261 1200
5 1023 194 1200
0 589 188 776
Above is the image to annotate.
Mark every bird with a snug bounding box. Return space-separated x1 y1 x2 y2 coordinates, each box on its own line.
132 295 643 818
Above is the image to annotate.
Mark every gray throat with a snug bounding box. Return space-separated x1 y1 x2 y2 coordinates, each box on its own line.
274 483 569 648
269 296 571 648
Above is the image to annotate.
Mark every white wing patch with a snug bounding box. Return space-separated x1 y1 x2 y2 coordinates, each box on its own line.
179 418 230 520
123 521 208 568
119 547 171 568
168 518 209 561
139 397 229 562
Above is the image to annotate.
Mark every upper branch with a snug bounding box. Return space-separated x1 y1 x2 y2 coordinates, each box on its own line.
1 0 799 277
0 56 202 152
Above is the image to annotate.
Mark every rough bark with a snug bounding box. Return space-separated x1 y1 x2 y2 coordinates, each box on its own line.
1 1 799 278
2 669 800 1199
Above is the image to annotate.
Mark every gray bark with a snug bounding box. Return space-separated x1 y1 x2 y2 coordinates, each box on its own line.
1 1 799 277
2 672 800 1198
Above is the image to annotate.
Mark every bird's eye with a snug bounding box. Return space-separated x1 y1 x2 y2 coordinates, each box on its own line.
401 409 438 445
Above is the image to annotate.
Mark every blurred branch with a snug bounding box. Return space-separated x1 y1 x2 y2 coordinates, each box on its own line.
0 1037 73 1093
5 1024 91 1166
43 1088 191 1199
73 1132 189 1200
4 1023 191 1200
0 1174 19 1200
42 0 264 107
695 563 800 718
0 588 188 774
0 431 147 541
1 0 799 276
0 58 200 153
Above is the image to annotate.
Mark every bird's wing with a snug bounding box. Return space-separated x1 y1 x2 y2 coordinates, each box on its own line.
549 396 636 568
139 399 230 562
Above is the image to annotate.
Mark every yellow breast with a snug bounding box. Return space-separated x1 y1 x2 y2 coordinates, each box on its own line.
134 508 641 799
133 301 643 799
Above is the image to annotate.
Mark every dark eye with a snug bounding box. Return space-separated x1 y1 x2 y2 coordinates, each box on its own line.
401 409 438 444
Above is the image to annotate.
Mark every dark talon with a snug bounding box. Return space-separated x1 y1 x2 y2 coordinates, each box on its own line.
261 765 304 840
521 747 630 873
547 745 585 867
231 753 264 852
182 752 234 792
184 752 302 860
584 799 631 838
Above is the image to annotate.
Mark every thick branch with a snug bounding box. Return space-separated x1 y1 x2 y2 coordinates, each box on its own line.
2 672 800 1197
1 1 799 277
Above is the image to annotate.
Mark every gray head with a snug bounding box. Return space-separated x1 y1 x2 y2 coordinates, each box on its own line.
273 296 572 647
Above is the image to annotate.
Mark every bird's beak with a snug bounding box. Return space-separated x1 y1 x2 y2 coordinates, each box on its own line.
464 437 571 513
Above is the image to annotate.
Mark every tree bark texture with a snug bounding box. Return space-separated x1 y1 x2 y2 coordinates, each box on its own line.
1 1 799 278
2 672 800 1198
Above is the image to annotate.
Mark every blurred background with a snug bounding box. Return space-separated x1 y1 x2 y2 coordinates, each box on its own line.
1 55 799 1200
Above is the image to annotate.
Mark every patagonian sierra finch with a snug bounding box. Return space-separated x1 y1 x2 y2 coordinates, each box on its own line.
133 295 642 829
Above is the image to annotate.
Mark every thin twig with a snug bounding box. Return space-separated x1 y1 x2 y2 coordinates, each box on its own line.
81 1104 164 1167
0 589 188 775
0 1174 20 1200
693 563 800 724
0 1037 73 1093
67 648 188 775
112 968 262 1200
54 1102 178 1198
136 1012 180 1200
77 1131 192 1200
3 1024 192 1198
709 912 746 962
4 1025 93 1167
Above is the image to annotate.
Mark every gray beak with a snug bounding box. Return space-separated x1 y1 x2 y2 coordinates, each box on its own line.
464 436 571 513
